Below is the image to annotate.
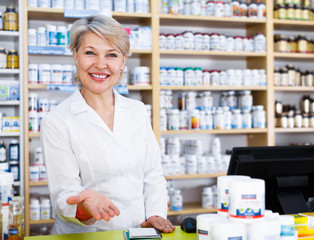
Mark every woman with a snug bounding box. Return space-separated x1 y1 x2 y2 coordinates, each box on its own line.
41 15 174 235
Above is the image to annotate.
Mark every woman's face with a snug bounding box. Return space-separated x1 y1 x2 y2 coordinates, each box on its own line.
73 31 127 95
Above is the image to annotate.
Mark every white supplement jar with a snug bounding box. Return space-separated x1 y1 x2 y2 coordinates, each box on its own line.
29 166 40 182
217 175 250 216
40 198 51 220
37 27 47 46
38 64 51 84
30 198 40 220
51 64 63 84
132 66 150 86
29 64 38 84
212 219 247 240
229 178 265 222
196 214 225 240
28 29 37 46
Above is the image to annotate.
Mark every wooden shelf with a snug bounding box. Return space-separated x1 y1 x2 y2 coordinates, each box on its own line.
168 202 217 216
274 86 314 92
112 12 151 18
0 101 20 105
159 14 266 24
160 50 266 57
273 19 314 27
29 181 48 186
0 132 20 137
161 129 267 135
275 128 314 133
0 69 20 74
165 173 226 180
30 219 55 225
131 49 152 54
274 52 314 59
29 132 40 138
160 86 267 91
128 85 152 90
0 31 20 36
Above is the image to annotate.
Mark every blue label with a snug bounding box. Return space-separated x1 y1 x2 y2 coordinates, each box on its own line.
9 228 18 235
281 225 294 236
228 237 242 240
241 194 256 199
236 208 261 216
198 230 208 235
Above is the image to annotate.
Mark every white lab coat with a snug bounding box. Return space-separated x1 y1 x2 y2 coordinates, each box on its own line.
40 88 167 235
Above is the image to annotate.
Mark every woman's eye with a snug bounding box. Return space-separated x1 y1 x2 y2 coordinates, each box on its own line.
85 51 95 55
108 53 117 57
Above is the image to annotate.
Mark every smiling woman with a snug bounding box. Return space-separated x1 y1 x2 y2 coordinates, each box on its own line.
40 15 174 235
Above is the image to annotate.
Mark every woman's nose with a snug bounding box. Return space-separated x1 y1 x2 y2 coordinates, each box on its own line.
95 56 107 69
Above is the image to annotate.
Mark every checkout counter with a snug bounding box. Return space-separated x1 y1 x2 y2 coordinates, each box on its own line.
25 227 195 240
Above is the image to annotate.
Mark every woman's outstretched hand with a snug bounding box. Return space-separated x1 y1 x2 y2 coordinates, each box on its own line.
141 216 175 233
67 189 120 221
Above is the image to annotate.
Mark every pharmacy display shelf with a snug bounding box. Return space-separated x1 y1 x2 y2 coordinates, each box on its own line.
274 128 314 133
29 181 48 186
273 52 314 59
274 86 314 92
160 86 267 91
0 31 20 37
168 202 217 216
29 132 40 138
159 14 266 24
0 69 20 74
161 129 268 135
0 101 20 105
159 50 267 57
165 173 226 180
0 132 20 137
30 219 55 225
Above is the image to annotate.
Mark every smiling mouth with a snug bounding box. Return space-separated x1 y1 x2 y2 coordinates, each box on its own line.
89 73 110 81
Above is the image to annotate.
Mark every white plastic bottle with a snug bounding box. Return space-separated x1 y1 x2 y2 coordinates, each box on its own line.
171 189 183 211
202 187 213 209
30 198 40 220
40 198 51 220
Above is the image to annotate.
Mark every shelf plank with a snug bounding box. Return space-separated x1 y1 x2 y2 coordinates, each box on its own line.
160 50 266 57
128 85 152 90
112 12 151 18
168 202 217 216
159 14 266 24
274 52 314 59
161 129 268 134
273 19 314 27
0 101 20 105
28 7 63 13
274 86 314 92
29 132 40 138
0 132 20 137
275 128 314 133
30 219 55 225
0 31 20 36
165 173 226 180
29 181 48 186
0 69 20 74
160 86 267 91
131 49 152 54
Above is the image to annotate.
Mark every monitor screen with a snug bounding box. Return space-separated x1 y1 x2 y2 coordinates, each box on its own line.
227 145 314 214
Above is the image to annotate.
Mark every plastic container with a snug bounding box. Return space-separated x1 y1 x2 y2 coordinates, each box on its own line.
132 66 150 86
229 178 265 222
212 219 247 239
217 175 250 216
30 198 40 220
40 198 51 220
202 187 214 208
196 214 225 240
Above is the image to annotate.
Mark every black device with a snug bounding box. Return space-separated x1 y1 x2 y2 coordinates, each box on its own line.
180 217 196 233
227 145 314 214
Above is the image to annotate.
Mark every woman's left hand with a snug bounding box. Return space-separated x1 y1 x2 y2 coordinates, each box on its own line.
141 216 175 233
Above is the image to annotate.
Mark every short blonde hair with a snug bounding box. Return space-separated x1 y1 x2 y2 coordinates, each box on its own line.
70 15 130 83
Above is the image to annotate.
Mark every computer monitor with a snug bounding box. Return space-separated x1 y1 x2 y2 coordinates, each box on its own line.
227 145 314 214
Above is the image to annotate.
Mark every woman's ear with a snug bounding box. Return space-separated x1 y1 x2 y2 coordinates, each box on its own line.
73 48 78 66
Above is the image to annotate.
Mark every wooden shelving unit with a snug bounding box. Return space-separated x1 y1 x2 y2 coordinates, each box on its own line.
22 0 314 236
